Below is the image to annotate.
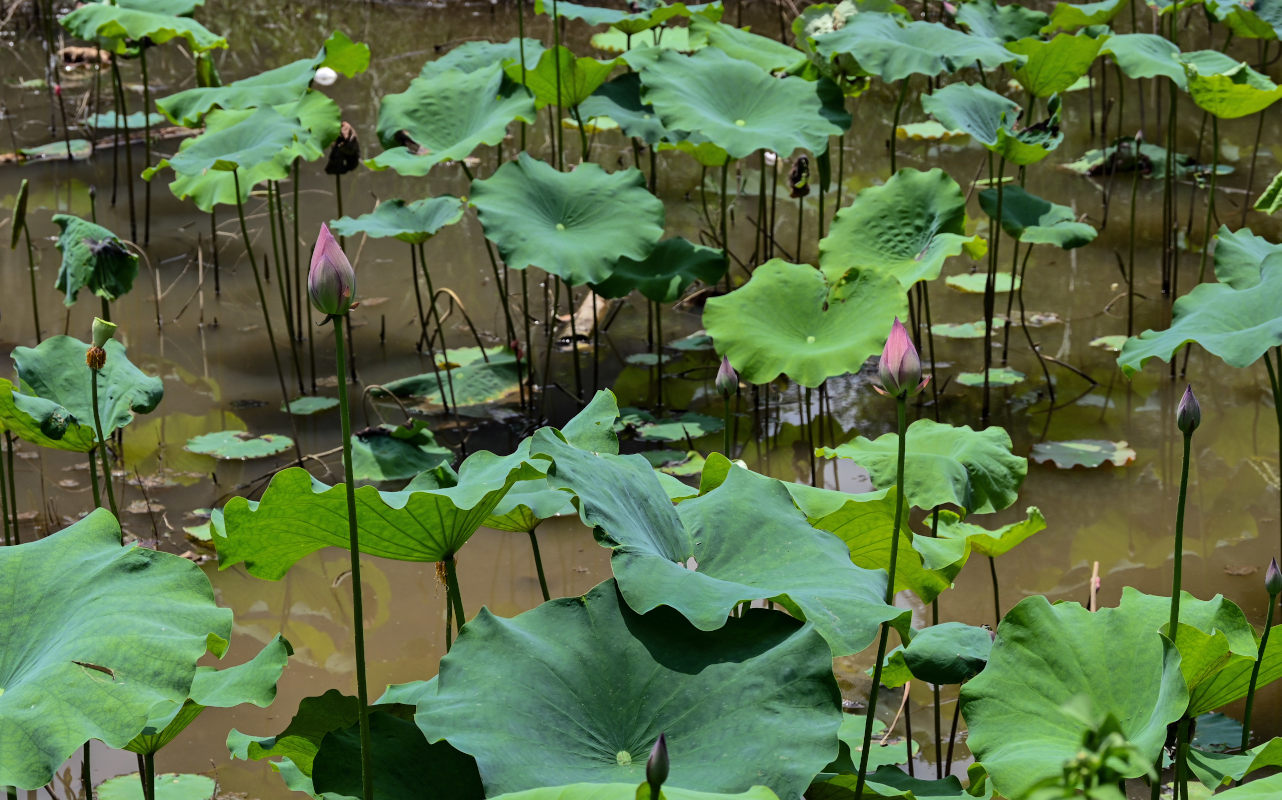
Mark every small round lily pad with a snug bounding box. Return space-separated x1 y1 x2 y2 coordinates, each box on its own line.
282 396 340 415
1030 439 1136 468
185 430 294 460
97 773 215 800
946 273 1021 294
956 368 1025 387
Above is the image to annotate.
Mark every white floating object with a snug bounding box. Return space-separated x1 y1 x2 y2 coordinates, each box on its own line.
314 66 338 86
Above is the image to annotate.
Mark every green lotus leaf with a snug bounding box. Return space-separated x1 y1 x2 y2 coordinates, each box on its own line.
1029 438 1135 467
85 111 168 131
126 635 292 755
900 621 993 684
213 448 543 578
956 0 1049 41
1044 0 1129 31
825 714 919 776
638 47 848 159
506 45 619 109
617 408 726 441
149 105 299 177
490 784 779 800
1206 0 1282 39
581 73 678 145
96 774 215 800
933 506 1047 559
945 272 1019 294
1188 773 1282 798
536 0 715 33
1184 53 1282 118
977 185 1097 248
656 135 731 166
920 83 1061 164
1182 618 1282 716
416 578 842 797
471 153 664 284
819 419 1026 514
1118 251 1282 374
421 37 545 79
706 259 905 386
0 378 95 452
813 13 1020 81
1255 168 1282 214
1007 32 1103 97
820 167 977 288
955 367 1025 387
329 197 465 245
0 510 233 789
599 28 706 58
1102 33 1185 84
1213 224 1281 288
350 421 452 483
369 65 536 177
59 3 226 55
51 214 138 306
185 430 294 460
377 347 521 410
114 0 205 13
960 596 1188 799
13 335 163 438
811 765 975 800
689 16 807 72
931 319 1001 339
157 31 369 126
282 396 339 415
226 689 359 790
1186 739 1282 789
591 237 726 302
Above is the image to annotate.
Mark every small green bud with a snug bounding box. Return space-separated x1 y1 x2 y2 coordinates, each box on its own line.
91 317 117 349
1267 558 1282 598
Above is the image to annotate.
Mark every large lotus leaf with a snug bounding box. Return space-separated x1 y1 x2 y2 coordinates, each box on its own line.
1184 54 1282 118
149 105 299 177
592 237 726 302
977 185 1097 249
1213 224 1281 289
1117 251 1282 374
0 510 233 789
790 484 962 603
329 197 464 245
369 65 536 177
213 449 544 578
1212 775 1282 798
536 0 720 33
932 506 1047 559
471 153 664 285
490 785 779 800
689 16 807 72
900 621 993 684
920 83 1061 164
814 13 1020 81
416 578 842 797
580 73 677 145
96 774 214 800
1183 620 1282 716
532 436 904 653
0 378 96 452
378 346 521 410
819 419 1026 514
819 167 978 288
1007 32 1104 97
51 214 138 306
1102 33 1185 85
1206 0 1282 39
421 37 546 79
114 0 206 13
1044 0 1128 31
157 31 369 126
59 4 226 54
505 45 618 109
704 259 905 387
13 336 163 438
956 0 1049 42
960 596 1188 799
638 47 849 160
226 689 359 789
350 421 452 483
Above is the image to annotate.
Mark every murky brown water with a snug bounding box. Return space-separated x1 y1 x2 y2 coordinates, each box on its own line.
4 0 1282 796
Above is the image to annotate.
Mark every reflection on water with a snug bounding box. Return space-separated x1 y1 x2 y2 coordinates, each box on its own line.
2 0 1282 795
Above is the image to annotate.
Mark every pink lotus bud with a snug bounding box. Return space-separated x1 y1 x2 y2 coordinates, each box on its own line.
1267 558 1281 597
646 733 668 797
1176 385 1200 435
715 356 738 396
308 223 355 317
875 318 929 398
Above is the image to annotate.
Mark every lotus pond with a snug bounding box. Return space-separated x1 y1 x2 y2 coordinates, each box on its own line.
3 0 1282 798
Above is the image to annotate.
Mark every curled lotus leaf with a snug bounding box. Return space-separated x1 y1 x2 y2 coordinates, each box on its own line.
1213 224 1282 289
1183 51 1282 118
813 12 1021 81
0 378 96 452
59 3 226 55
421 37 545 79
921 83 1062 165
1205 0 1282 40
591 237 726 303
977 185 1097 249
329 196 465 245
1006 31 1104 97
506 45 619 109
1044 0 1129 32
52 214 139 306
956 0 1049 42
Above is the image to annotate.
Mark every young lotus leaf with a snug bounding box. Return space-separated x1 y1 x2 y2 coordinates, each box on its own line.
530 437 906 654
13 336 164 438
1117 252 1282 374
1205 0 1282 40
1103 33 1186 84
703 259 907 388
819 419 1027 514
977 185 1097 248
157 31 369 126
1044 0 1129 31
96 774 215 800
819 167 978 288
920 83 1062 164
1184 54 1282 118
933 506 1047 559
490 785 779 800
0 510 233 789
1213 225 1282 289
1186 739 1282 788
960 596 1188 799
377 347 522 410
421 37 546 79
506 45 619 109
813 13 1020 81
689 16 807 72
0 378 96 452
329 197 464 245
580 73 678 145
185 430 294 460
638 47 849 160
900 621 993 684
416 578 842 797
213 449 543 578
52 214 139 306
592 237 726 302
1030 438 1136 467
350 421 452 483
471 153 664 285
1006 32 1104 97
369 65 536 177
59 4 226 55
956 0 1049 42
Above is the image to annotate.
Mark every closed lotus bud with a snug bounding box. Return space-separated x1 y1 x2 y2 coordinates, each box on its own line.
308 223 355 317
646 734 668 797
875 318 929 398
91 316 117 349
1267 558 1282 597
1176 385 1201 435
715 356 737 396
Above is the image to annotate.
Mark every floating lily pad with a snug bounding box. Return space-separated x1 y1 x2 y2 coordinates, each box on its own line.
1090 334 1127 352
328 197 465 244
1030 439 1136 468
378 347 522 410
1064 136 1229 181
955 367 1025 387
281 396 339 415
668 331 715 350
945 272 1020 293
617 408 724 441
85 111 168 130
96 774 215 800
932 319 1003 339
52 214 139 306
186 430 293 460
17 139 93 161
623 352 674 366
894 121 968 141
350 421 452 483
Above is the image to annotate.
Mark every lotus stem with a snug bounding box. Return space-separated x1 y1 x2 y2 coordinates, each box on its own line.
81 742 92 800
723 392 732 456
552 0 564 170
720 159 730 291
90 368 118 522
268 181 304 393
930 511 942 779
142 751 155 800
331 316 375 800
1269 348 1282 555
528 529 550 602
903 687 914 777
1241 595 1276 751
139 46 152 245
109 55 136 243
982 157 1006 425
416 242 460 415
565 278 583 402
0 430 10 546
443 554 466 635
889 79 909 177
1195 117 1219 287
293 161 304 348
5 435 16 545
22 225 41 343
1128 139 1139 339
1001 240 1020 361
854 396 908 800
944 693 961 774
1168 423 1193 637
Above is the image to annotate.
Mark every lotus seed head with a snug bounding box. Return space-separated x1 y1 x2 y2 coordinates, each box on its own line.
91 316 117 349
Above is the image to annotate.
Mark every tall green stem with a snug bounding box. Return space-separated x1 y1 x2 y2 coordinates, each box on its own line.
332 319 374 800
443 554 466 635
1266 351 1282 555
854 397 908 800
528 530 550 602
1168 430 1192 637
22 226 41 342
90 369 118 522
1241 597 1276 751
139 47 152 245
